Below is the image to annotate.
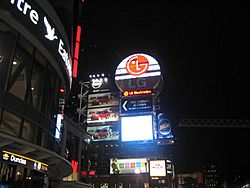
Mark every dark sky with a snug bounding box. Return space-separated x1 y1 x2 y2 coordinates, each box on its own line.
76 1 250 180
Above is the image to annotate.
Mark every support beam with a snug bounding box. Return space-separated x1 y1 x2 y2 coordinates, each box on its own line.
179 119 250 128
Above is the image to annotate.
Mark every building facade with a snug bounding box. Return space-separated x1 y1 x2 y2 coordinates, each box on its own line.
0 0 74 187
202 164 218 188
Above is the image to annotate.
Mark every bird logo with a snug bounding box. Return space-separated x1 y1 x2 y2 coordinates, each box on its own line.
43 16 58 41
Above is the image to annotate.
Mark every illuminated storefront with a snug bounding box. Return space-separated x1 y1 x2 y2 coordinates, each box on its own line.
0 0 72 187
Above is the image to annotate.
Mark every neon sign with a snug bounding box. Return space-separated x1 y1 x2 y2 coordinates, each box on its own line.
9 0 72 86
115 53 161 81
115 53 161 92
123 89 152 97
2 150 48 173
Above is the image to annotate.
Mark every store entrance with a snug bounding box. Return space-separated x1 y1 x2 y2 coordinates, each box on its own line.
0 162 47 188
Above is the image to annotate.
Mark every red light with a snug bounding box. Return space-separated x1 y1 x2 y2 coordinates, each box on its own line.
71 160 79 173
81 171 87 176
74 42 80 60
73 59 78 78
59 88 64 93
89 170 96 176
76 26 81 42
72 25 82 78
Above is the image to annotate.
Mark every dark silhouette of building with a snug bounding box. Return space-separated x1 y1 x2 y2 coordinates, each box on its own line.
202 163 218 188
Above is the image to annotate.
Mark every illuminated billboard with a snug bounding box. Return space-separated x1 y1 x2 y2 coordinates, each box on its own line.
1 150 48 173
115 53 161 92
87 107 119 124
121 96 152 114
88 92 119 108
149 160 166 177
87 125 119 141
1 0 73 87
121 115 153 142
89 75 118 93
110 158 149 174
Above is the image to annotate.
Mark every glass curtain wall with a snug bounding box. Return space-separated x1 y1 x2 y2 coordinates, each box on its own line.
0 19 63 152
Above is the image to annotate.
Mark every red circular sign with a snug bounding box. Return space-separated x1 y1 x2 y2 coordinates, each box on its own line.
126 55 149 76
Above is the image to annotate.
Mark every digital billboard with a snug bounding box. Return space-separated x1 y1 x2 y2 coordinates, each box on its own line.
110 158 149 174
87 107 119 124
87 125 119 141
121 96 152 114
88 92 119 108
121 115 153 142
149 160 166 177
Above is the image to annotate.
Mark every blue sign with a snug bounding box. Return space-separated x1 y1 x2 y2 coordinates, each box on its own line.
121 97 152 114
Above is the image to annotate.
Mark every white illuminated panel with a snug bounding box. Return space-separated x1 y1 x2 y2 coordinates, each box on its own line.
110 158 148 174
115 53 161 80
121 115 153 142
150 160 166 177
55 114 62 139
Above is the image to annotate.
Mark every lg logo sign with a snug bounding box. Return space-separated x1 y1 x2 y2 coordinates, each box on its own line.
126 55 149 76
10 0 72 84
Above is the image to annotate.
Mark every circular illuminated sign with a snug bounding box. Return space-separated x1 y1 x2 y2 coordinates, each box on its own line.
158 119 171 135
126 55 149 76
91 78 103 89
115 53 162 92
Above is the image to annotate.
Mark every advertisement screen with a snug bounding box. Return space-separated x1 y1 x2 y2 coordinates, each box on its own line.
149 160 166 177
87 107 119 124
110 158 148 174
88 92 119 108
87 125 119 141
121 96 152 114
121 115 153 142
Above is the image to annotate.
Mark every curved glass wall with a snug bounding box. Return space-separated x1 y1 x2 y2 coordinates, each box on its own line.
0 19 63 153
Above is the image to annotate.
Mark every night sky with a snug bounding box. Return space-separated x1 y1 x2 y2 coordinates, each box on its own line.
76 1 250 181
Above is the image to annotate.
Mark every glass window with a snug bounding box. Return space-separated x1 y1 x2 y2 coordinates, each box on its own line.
27 51 47 110
41 65 60 119
8 35 34 100
0 110 22 136
66 132 80 161
22 120 36 143
0 20 17 90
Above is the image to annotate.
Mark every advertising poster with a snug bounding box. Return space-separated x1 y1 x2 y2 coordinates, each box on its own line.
87 107 119 124
149 160 166 177
87 125 119 141
88 92 119 108
121 115 153 142
110 158 149 174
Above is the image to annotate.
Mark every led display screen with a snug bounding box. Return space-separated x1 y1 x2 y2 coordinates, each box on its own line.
88 92 119 108
87 107 119 124
87 125 119 141
121 115 153 142
149 160 166 177
110 158 148 174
